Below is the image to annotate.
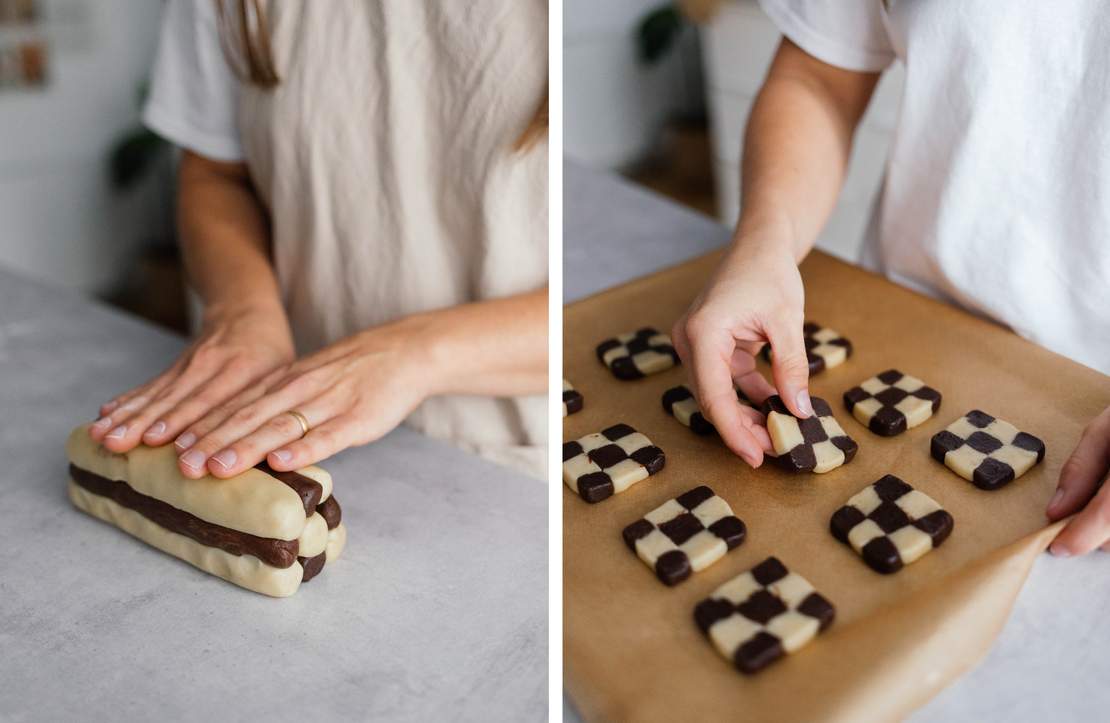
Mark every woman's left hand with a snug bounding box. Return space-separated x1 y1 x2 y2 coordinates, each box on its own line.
1046 406 1110 555
173 316 439 479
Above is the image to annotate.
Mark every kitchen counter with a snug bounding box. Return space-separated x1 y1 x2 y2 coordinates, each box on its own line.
562 160 1110 722
0 270 547 722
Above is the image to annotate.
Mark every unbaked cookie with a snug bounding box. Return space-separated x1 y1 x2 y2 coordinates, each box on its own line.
661 384 753 436
596 327 680 380
843 369 942 436
763 322 852 374
830 475 954 574
562 423 665 503
622 485 745 585
931 410 1045 490
763 395 858 473
694 556 835 674
563 379 583 417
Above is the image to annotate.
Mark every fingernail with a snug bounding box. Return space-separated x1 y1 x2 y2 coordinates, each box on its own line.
271 449 292 465
211 449 237 470
175 432 196 451
92 417 112 431
180 449 206 470
101 401 118 413
1048 488 1065 512
105 425 128 440
795 390 814 417
1049 544 1071 558
144 421 167 439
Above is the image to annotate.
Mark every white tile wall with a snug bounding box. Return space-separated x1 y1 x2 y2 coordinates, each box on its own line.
564 0 704 169
702 0 905 261
0 0 164 293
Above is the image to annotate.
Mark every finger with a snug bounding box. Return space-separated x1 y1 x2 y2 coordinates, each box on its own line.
102 368 217 453
143 365 262 447
178 374 321 478
267 415 360 471
1048 476 1110 557
91 365 183 442
686 323 766 466
205 397 343 478
174 385 273 477
765 316 813 418
1047 410 1110 520
732 364 776 406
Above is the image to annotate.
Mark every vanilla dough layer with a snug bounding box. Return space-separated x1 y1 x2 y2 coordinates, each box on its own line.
68 479 350 597
66 425 332 540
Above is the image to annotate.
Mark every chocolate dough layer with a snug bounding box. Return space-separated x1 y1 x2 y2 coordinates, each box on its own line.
69 464 299 569
299 552 327 582
254 461 323 514
316 496 342 530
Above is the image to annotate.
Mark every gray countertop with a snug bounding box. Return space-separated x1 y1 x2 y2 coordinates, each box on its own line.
562 160 1110 722
0 271 546 722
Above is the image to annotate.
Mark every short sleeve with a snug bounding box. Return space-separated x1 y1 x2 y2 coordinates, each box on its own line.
142 0 243 161
758 0 895 72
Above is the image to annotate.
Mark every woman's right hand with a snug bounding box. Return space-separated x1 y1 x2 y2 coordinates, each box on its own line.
88 300 295 455
671 228 811 468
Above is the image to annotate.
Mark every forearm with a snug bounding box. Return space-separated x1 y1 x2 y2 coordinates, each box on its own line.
177 151 286 324
734 39 880 262
405 287 548 398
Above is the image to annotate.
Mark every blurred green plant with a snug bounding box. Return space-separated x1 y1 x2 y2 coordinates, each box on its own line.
637 4 688 64
107 81 170 191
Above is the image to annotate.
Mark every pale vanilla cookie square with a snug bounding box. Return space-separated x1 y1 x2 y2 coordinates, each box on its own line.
562 423 665 503
694 557 835 674
763 395 857 473
621 485 745 585
595 327 680 380
830 475 954 574
562 379 583 417
930 410 1045 490
843 369 942 436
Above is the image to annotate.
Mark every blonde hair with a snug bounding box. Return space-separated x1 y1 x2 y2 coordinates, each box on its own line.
214 0 547 151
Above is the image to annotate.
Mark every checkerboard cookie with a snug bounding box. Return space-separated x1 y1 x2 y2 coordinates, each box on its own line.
622 485 746 585
562 423 665 503
830 475 954 574
763 395 858 473
843 369 942 436
562 379 583 417
661 384 753 436
931 410 1045 490
763 322 852 374
694 557 835 674
596 327 680 380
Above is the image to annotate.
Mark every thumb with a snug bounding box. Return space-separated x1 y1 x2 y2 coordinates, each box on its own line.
766 319 813 418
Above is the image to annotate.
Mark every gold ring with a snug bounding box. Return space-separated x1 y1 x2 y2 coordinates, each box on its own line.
286 410 310 438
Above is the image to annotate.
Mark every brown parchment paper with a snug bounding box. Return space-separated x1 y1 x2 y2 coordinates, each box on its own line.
563 250 1110 723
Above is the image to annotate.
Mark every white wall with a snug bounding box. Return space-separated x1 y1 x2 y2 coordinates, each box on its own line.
564 0 704 170
703 0 904 261
0 0 165 293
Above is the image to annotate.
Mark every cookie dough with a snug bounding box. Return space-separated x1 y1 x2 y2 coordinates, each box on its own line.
661 384 754 436
621 485 745 585
763 396 858 473
763 322 851 374
830 475 954 574
694 556 835 674
843 369 942 436
931 410 1046 490
596 327 680 380
65 424 345 597
563 379 584 417
562 423 664 503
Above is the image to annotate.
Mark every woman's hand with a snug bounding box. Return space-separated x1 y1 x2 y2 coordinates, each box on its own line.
1046 407 1110 555
89 301 295 454
671 227 811 468
170 314 444 479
